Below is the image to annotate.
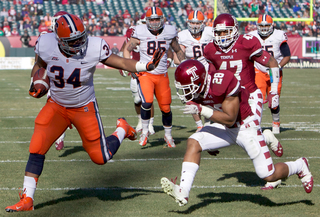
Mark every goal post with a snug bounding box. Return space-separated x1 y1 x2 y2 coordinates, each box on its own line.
214 0 314 22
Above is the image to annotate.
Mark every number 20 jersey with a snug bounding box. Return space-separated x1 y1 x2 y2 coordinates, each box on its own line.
35 32 111 107
204 34 262 94
132 24 177 75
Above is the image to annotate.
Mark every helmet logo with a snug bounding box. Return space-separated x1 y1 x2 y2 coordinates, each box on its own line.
186 66 199 81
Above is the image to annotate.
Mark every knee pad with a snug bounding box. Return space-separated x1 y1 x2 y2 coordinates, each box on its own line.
141 103 152 120
25 153 45 176
132 92 141 104
162 111 172 126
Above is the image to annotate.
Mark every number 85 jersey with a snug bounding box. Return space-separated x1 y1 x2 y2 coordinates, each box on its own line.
35 32 111 107
132 24 177 75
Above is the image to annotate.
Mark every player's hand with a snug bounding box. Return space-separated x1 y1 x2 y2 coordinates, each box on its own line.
119 69 128 77
267 92 279 109
207 150 220 156
182 101 202 115
146 48 165 71
166 58 172 69
29 78 47 98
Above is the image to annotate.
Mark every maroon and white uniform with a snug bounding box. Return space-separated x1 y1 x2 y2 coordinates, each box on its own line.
190 69 274 179
204 34 266 123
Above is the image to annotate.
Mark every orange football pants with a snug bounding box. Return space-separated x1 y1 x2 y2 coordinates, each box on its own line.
138 72 172 113
255 69 283 101
29 98 109 165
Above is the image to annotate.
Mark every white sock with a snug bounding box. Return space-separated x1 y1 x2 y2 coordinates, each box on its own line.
195 120 203 127
180 162 199 196
285 158 303 177
164 126 172 138
114 127 126 143
142 119 150 135
23 176 38 200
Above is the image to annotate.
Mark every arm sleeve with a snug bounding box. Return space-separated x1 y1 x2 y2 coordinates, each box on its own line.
280 42 291 57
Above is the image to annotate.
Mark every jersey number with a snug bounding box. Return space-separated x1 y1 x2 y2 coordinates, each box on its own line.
219 60 243 81
212 73 224 84
147 41 166 55
262 45 274 57
50 66 81 88
192 44 207 59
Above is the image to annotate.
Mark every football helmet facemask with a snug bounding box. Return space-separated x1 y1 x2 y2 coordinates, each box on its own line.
187 10 205 34
257 14 274 37
55 14 88 56
50 11 69 31
145 7 164 31
213 13 239 48
174 59 207 103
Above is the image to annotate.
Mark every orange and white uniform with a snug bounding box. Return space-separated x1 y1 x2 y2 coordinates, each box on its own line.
249 29 287 100
32 32 112 164
132 24 177 113
177 26 213 71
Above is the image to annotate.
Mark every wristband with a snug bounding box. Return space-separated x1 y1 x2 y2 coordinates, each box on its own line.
200 105 214 119
135 61 147 72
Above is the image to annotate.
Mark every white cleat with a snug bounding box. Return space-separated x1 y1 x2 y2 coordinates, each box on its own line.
148 124 155 135
272 121 280 134
139 132 149 146
164 135 176 148
135 120 142 133
263 129 283 157
161 177 188 206
298 157 313 193
195 126 203 133
261 179 281 190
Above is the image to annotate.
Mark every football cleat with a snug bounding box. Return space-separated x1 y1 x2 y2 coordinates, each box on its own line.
139 132 149 146
297 157 313 193
263 129 283 157
272 121 280 134
148 124 155 135
161 177 188 206
135 119 142 133
117 118 137 140
5 191 34 212
164 135 176 148
55 133 65 150
196 126 203 132
261 179 281 190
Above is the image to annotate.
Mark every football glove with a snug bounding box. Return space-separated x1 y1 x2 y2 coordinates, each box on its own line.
267 91 279 109
29 78 47 98
119 69 128 77
146 48 165 71
167 58 172 69
182 101 202 115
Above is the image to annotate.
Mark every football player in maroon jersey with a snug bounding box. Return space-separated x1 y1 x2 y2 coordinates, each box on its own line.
160 59 313 207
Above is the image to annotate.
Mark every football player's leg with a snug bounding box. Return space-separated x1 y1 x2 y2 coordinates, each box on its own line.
155 74 174 147
271 73 283 134
255 69 268 103
137 75 154 146
131 77 143 132
6 101 69 212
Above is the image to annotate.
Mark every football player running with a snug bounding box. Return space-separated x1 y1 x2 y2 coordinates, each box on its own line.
5 14 164 212
161 60 313 207
119 13 156 135
249 14 291 134
35 11 69 151
173 10 213 132
203 13 284 158
124 7 186 147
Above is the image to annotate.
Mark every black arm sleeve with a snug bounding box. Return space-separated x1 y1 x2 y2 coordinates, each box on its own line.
280 42 291 57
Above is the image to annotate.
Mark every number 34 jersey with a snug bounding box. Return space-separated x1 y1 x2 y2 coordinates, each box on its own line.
132 24 177 75
35 32 111 108
204 34 262 94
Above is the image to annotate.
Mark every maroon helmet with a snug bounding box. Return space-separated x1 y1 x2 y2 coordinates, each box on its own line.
213 13 239 48
174 59 207 102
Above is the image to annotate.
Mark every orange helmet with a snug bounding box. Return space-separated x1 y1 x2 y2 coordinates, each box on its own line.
257 14 274 36
50 11 68 31
187 10 205 34
145 7 164 31
55 14 88 56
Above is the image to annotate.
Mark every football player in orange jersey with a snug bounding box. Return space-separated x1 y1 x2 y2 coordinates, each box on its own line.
124 7 186 147
249 14 291 134
5 13 164 212
173 10 213 132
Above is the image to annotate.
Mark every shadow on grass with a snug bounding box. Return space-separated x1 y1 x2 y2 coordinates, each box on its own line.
217 171 265 187
261 127 294 133
34 188 162 210
170 191 314 214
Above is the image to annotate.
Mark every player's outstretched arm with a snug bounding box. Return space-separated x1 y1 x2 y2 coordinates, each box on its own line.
171 37 186 62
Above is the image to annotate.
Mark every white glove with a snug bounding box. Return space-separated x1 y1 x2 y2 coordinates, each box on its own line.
119 69 128 77
182 103 201 115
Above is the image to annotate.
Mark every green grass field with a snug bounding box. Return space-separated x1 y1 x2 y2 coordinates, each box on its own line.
0 68 319 217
